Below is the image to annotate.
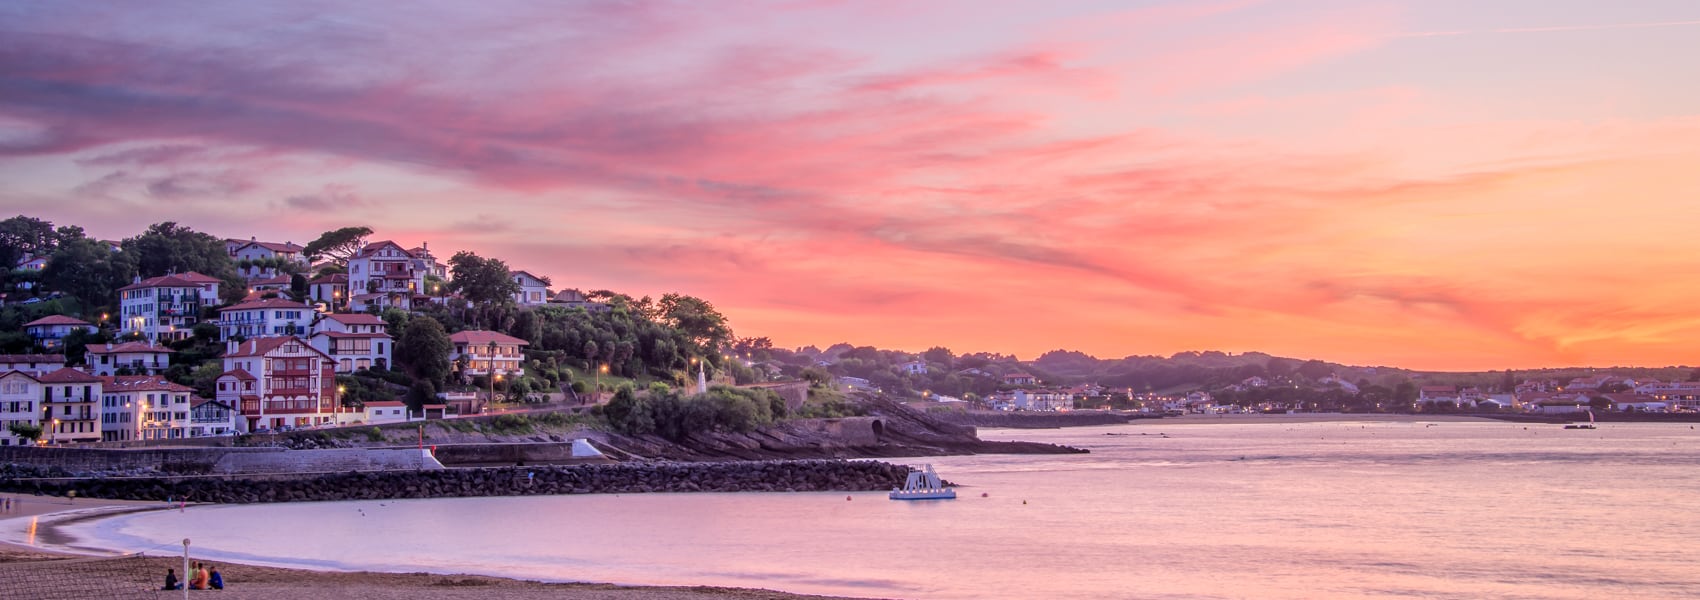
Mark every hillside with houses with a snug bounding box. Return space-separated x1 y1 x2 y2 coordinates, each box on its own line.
0 215 743 446
2 214 1696 449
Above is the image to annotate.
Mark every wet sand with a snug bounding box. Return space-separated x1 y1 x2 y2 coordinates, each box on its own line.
0 492 876 600
1143 413 1498 424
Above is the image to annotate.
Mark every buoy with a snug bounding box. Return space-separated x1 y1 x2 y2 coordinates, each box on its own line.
846 496 852 501
1022 500 1027 505
981 492 988 498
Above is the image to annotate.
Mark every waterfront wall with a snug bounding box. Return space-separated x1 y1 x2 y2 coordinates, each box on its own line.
1 460 914 504
0 446 441 476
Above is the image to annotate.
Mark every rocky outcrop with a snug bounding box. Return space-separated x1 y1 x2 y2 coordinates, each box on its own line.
1 460 914 503
584 397 1087 461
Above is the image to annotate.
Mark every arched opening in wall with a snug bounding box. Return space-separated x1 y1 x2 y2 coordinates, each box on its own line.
870 419 885 439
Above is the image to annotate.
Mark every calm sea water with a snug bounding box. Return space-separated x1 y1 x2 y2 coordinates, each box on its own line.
43 420 1700 599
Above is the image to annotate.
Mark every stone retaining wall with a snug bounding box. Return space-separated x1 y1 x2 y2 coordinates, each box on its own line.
0 460 914 504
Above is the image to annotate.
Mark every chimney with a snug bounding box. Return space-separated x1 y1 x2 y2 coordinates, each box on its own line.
105 343 113 351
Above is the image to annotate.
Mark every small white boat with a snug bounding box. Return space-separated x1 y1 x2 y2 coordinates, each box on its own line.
890 464 956 500
1564 409 1598 429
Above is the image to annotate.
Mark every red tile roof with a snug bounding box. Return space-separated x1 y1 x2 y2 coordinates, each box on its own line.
0 354 65 363
448 330 529 347
87 341 174 355
239 241 303 253
312 331 391 339
102 375 194 393
222 336 331 359
38 368 101 383
309 273 349 285
364 401 406 408
322 313 385 325
23 315 94 328
219 367 257 381
219 298 313 312
117 273 221 291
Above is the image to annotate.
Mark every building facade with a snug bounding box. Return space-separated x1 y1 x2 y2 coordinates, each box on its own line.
39 368 103 445
100 376 195 441
218 298 314 340
116 272 222 342
85 341 174 377
448 330 529 378
511 270 551 305
215 337 340 432
0 371 42 446
22 316 96 350
308 313 392 373
347 241 434 311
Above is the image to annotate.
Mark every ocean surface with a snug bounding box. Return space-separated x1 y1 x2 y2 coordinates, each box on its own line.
37 420 1700 599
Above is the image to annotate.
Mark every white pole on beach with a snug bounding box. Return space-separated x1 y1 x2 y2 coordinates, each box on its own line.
182 538 190 600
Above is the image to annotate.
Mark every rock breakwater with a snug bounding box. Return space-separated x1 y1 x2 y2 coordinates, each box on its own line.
0 460 914 504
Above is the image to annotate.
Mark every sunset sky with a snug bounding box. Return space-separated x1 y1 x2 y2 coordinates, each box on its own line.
3 0 1699 371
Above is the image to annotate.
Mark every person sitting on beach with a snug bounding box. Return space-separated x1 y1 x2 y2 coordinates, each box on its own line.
209 564 224 589
190 562 210 590
162 568 180 590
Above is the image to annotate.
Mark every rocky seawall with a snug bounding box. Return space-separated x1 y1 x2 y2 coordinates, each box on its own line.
0 459 914 503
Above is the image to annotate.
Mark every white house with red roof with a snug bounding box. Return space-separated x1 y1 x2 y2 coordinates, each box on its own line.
216 337 341 432
229 237 308 280
899 360 928 375
308 273 349 310
448 330 529 378
22 315 96 349
217 298 313 340
39 368 103 445
1002 372 1037 386
86 341 174 376
117 272 223 342
99 375 196 441
347 240 435 311
0 371 44 446
510 270 552 305
245 274 293 295
1418 385 1459 404
0 354 65 377
309 313 393 372
362 400 410 425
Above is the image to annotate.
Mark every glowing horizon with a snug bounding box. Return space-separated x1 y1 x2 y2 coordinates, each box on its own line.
4 0 1699 371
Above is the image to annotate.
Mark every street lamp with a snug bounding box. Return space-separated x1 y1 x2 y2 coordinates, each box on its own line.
594 363 609 404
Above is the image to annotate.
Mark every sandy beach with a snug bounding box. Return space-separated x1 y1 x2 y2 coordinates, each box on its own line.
1144 412 1500 425
0 493 877 600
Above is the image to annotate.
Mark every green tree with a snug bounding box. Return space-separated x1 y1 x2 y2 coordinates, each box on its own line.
922 346 955 367
288 273 310 302
61 328 109 366
396 317 454 387
301 226 374 267
656 293 732 353
405 379 437 411
448 251 521 307
0 215 59 269
121 222 243 303
42 234 135 313
7 422 42 444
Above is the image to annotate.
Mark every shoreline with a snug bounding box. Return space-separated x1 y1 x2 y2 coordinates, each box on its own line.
0 492 879 600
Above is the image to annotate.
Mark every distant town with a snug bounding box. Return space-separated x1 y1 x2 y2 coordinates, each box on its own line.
1 215 1692 450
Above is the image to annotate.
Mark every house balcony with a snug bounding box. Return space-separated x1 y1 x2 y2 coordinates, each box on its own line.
241 399 326 414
